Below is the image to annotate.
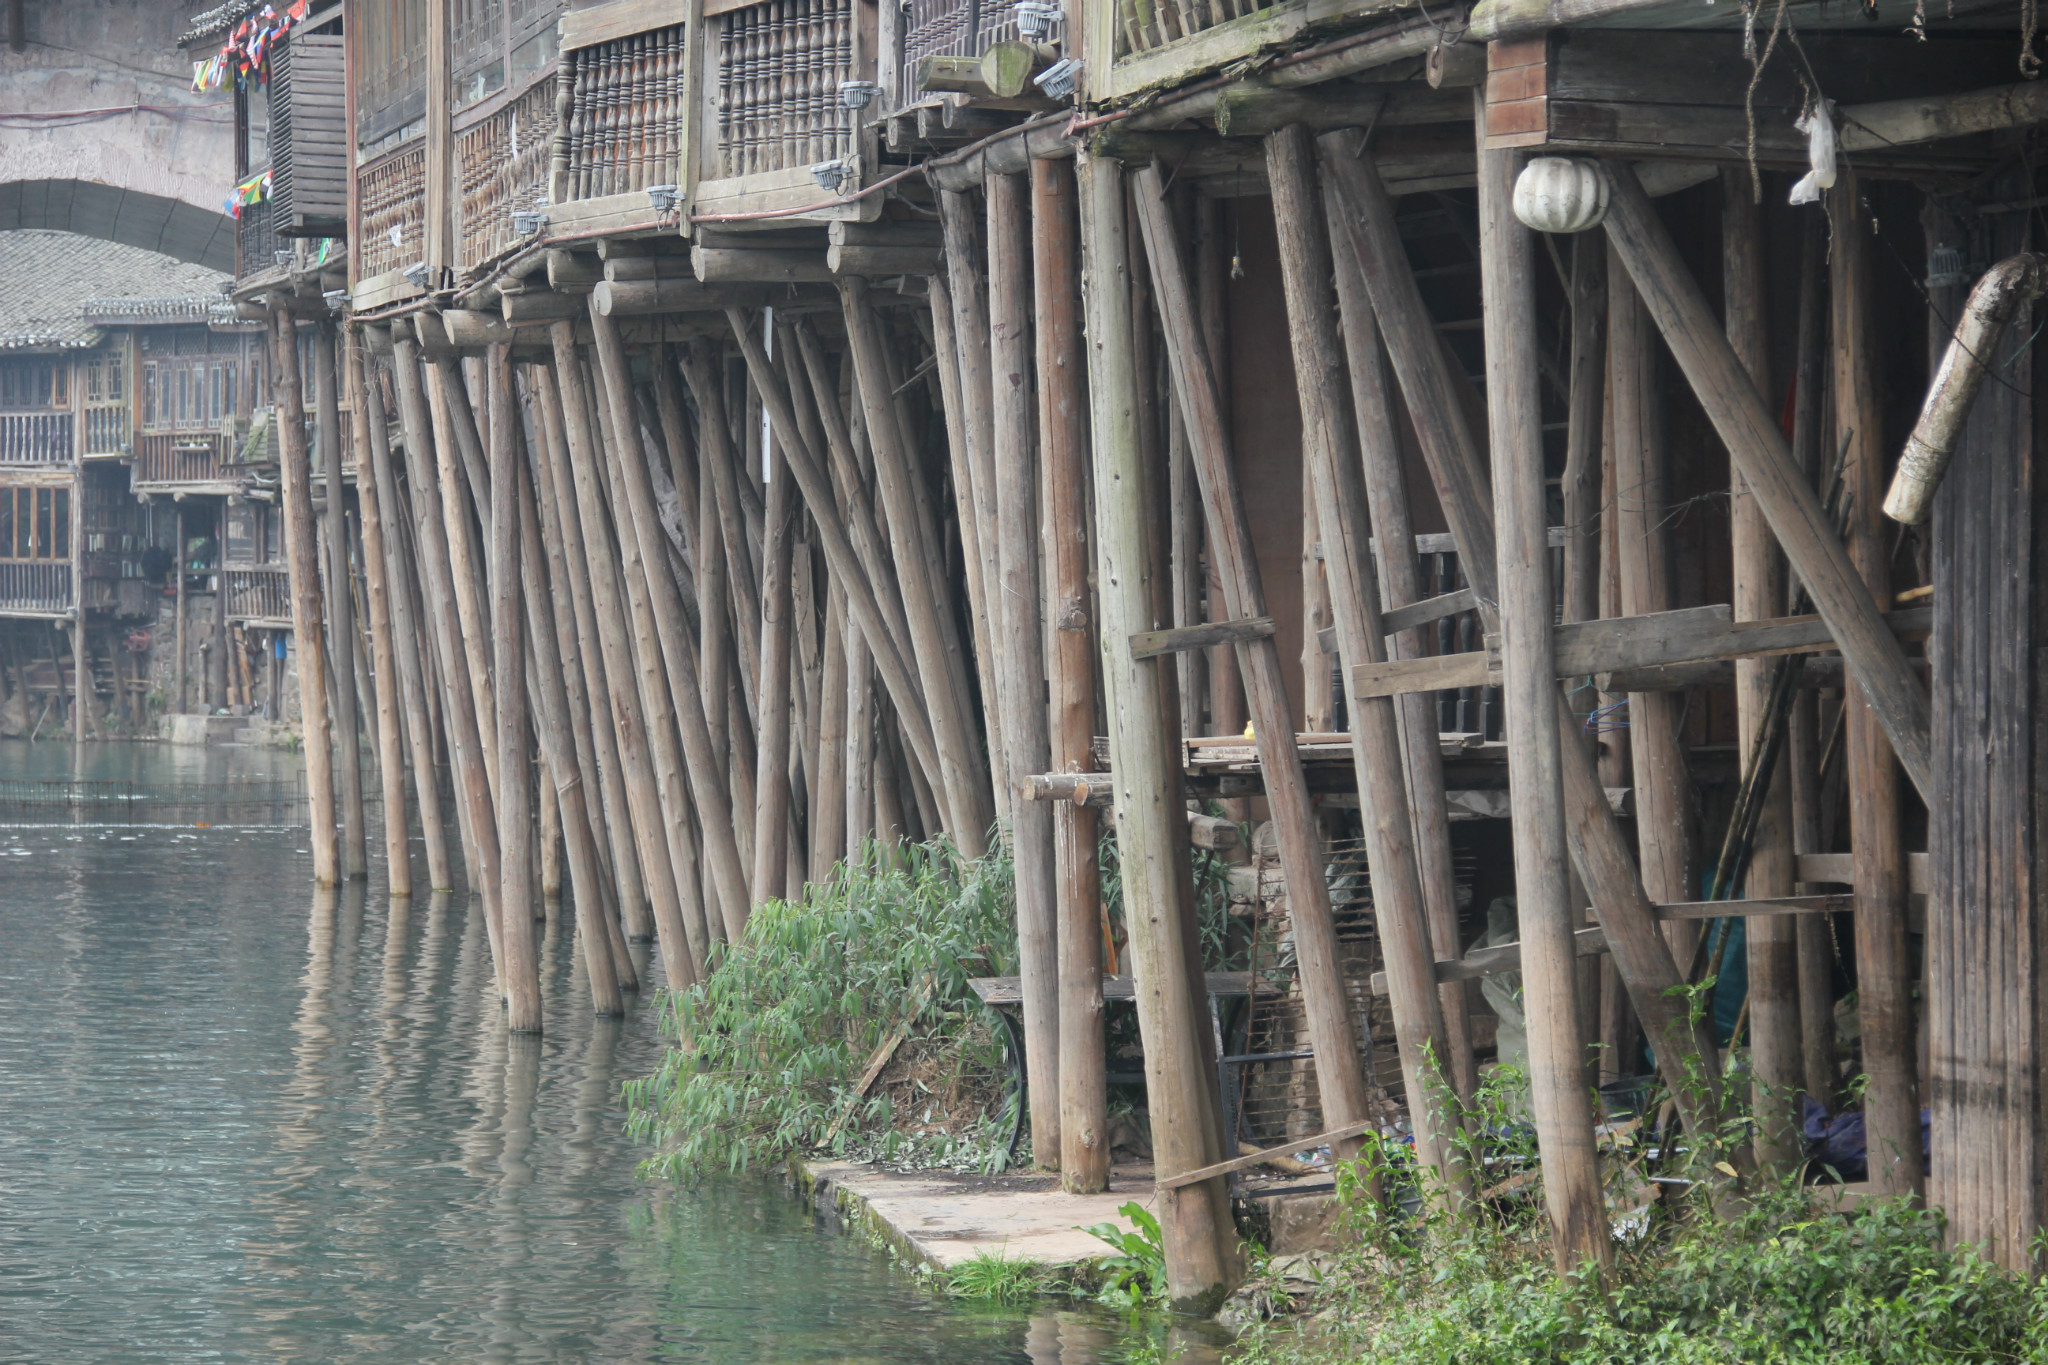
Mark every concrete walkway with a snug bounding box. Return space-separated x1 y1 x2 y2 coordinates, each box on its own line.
794 1159 1158 1270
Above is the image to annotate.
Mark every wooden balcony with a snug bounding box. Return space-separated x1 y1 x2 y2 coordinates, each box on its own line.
134 432 237 490
0 412 73 465
237 193 288 280
82 405 130 458
537 8 689 235
0 562 73 616
1095 0 1403 100
223 566 292 625
355 141 429 302
457 78 559 271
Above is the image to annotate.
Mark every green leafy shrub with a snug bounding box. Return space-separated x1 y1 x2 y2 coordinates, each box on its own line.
625 836 1019 1178
1083 1201 1170 1309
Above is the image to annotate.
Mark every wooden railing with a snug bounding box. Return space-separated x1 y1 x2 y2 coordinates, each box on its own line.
0 562 72 614
0 412 73 464
559 24 686 199
237 193 287 278
457 77 558 270
713 0 852 179
224 566 291 623
134 432 230 485
905 0 1016 72
358 142 428 281
83 405 129 457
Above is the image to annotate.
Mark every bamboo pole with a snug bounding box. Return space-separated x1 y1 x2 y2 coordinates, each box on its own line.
1321 164 1479 1108
841 276 996 854
544 326 692 966
273 310 341 887
1830 172 1920 1198
1034 156 1110 1194
1609 251 1697 960
488 345 543 1032
587 305 751 948
1321 138 1725 1144
1132 162 1379 1163
391 335 504 987
1268 124 1470 1198
527 365 641 992
1475 110 1608 1272
346 335 415 896
312 324 367 878
509 386 624 1016
980 169 1063 1169
1079 151 1239 1309
1724 171 1802 1172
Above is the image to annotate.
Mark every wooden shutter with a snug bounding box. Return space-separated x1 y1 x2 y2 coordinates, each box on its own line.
269 32 349 237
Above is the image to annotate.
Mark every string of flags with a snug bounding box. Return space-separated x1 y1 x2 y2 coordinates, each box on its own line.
225 169 271 219
191 0 310 92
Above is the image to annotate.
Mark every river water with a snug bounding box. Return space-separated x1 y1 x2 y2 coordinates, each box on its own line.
0 743 1220 1364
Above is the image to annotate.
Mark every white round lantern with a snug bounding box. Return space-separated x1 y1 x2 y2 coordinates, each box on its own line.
1511 157 1609 234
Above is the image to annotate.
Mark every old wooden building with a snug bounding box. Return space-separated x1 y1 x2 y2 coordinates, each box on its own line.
179 0 2048 1305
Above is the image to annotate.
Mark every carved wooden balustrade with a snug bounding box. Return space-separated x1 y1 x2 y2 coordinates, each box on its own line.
357 141 429 284
457 77 560 270
0 562 72 615
0 413 73 465
224 567 292 624
556 25 687 200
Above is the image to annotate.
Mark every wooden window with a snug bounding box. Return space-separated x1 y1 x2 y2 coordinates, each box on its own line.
0 359 60 409
0 486 69 560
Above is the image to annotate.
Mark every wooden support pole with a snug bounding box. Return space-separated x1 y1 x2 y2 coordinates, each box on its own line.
752 422 796 906
1322 161 1480 1108
543 323 687 957
312 323 367 879
509 386 623 1016
1562 233 1605 632
1195 198 1246 763
1598 160 1933 803
1608 250 1696 958
1475 112 1608 1272
1322 137 1725 1148
488 345 543 1032
1078 151 1239 1310
688 345 765 722
841 276 996 854
528 362 642 990
424 363 501 806
586 307 748 955
812 578 849 881
174 505 187 715
1831 171 1920 1198
393 335 505 987
1269 124 1470 1198
274 310 341 888
983 171 1061 1168
346 334 416 896
1133 162 1379 1163
1724 170 1802 1172
1034 155 1109 1194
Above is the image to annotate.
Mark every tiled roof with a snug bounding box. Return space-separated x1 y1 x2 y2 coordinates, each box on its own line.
0 231 230 351
178 2 247 46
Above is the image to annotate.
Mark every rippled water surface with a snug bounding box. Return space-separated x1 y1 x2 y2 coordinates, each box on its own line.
0 742 1211 1364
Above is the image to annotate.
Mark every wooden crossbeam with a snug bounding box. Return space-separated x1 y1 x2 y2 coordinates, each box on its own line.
1129 614 1275 659
1158 1119 1377 1189
1350 604 1931 700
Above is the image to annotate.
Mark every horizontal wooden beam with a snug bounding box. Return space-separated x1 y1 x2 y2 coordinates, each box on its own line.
1796 850 1930 895
1130 614 1275 659
1370 894 1854 995
1157 1119 1377 1189
1350 604 1932 701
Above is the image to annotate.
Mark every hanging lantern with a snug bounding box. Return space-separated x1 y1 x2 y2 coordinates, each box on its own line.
1510 157 1609 234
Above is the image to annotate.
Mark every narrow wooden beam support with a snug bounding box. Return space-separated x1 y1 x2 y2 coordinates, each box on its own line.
1133 161 1379 1171
312 324 368 880
274 310 341 888
1724 169 1803 1173
1078 151 1239 1310
1599 159 1933 803
347 337 416 897
1130 616 1275 659
752 423 796 906
1035 156 1110 1195
1475 104 1608 1273
1267 123 1470 1201
1831 171 1920 1199
487 345 543 1032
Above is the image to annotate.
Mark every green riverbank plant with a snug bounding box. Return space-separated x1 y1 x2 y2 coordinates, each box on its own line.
1233 1065 2048 1365
944 1250 1053 1303
626 836 1019 1178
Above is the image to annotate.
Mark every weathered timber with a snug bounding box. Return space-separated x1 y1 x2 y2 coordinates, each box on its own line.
1267 123 1470 1200
1035 156 1110 1195
311 325 368 881
275 311 341 888
1078 151 1239 1310
1134 161 1379 1168
751 422 796 906
1130 616 1275 659
1599 160 1932 802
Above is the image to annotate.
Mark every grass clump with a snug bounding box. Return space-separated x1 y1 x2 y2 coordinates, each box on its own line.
1236 1068 2048 1365
625 837 1019 1178
944 1250 1053 1303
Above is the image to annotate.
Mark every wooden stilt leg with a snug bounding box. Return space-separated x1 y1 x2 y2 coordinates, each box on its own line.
812 578 848 882
1831 171 1920 1198
274 309 341 888
487 345 543 1032
752 425 796 906
312 324 367 879
1268 123 1470 1199
1724 170 1802 1171
1080 152 1239 1308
